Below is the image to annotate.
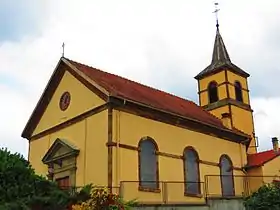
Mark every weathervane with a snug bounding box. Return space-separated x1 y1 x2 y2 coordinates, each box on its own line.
213 2 220 29
62 42 65 57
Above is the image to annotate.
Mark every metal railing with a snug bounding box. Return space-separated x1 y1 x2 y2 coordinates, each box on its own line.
204 175 280 199
119 181 206 204
60 175 280 204
120 176 280 203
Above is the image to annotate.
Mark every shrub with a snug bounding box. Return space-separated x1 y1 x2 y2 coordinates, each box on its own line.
244 182 280 210
72 186 137 210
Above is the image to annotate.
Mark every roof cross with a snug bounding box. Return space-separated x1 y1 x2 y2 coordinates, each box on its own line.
213 2 220 29
62 42 65 57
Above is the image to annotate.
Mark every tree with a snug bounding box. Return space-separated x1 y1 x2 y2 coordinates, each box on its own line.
0 147 134 209
244 182 280 210
0 148 73 209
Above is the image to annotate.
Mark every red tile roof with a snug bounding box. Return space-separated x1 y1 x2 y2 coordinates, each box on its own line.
247 149 280 167
67 58 227 129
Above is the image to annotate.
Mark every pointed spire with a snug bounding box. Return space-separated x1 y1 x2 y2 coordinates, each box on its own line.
194 2 249 80
194 20 250 80
211 28 231 65
211 3 231 65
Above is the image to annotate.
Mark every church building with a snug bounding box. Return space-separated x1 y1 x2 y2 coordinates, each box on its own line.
22 24 280 205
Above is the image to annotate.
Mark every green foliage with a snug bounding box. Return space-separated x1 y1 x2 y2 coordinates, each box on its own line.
0 147 83 209
244 183 280 210
0 147 134 209
69 184 93 205
72 186 137 210
0 148 36 202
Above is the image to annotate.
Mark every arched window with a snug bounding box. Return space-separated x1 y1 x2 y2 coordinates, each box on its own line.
220 155 235 197
234 81 243 102
138 137 159 190
208 81 219 103
183 147 200 195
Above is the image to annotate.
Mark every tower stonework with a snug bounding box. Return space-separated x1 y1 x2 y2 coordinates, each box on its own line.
195 27 257 154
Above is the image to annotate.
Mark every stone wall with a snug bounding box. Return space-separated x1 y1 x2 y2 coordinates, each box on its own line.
132 198 245 210
133 205 209 210
208 199 245 210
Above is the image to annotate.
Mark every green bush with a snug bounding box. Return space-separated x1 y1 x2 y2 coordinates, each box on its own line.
0 148 81 209
244 183 280 210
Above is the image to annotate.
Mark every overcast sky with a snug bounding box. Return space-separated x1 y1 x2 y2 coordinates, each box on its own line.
1 0 280 158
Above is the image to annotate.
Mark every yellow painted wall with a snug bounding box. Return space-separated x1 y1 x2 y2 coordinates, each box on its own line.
199 91 208 107
246 157 280 195
209 106 229 119
198 70 251 107
247 167 264 194
112 110 247 203
29 135 50 176
29 111 108 187
198 71 226 107
262 157 280 183
231 106 253 136
199 71 225 91
197 70 255 153
228 85 250 105
227 71 250 105
29 69 109 187
200 84 227 106
227 71 248 90
33 70 105 136
233 169 248 197
231 106 256 153
198 69 255 153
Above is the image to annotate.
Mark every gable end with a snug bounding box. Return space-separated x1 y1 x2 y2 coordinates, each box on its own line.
21 58 109 140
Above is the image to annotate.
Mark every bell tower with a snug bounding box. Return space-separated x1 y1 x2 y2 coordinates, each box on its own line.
194 24 257 154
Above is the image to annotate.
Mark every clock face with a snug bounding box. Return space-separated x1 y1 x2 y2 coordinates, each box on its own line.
59 91 71 111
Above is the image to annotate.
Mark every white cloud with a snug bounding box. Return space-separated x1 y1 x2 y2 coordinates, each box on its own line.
0 0 280 158
0 83 29 154
252 97 280 152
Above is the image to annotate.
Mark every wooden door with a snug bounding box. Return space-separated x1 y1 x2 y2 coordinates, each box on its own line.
56 176 70 190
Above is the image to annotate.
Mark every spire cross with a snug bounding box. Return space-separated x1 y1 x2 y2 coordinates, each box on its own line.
62 42 65 57
213 2 220 29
